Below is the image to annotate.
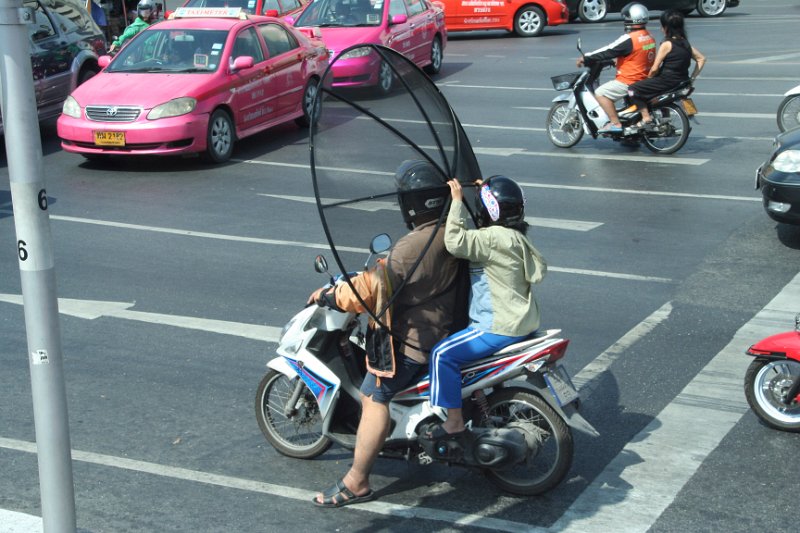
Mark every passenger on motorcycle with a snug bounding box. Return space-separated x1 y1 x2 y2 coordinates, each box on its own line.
308 160 464 507
627 9 706 128
576 2 656 134
108 0 156 55
425 176 547 438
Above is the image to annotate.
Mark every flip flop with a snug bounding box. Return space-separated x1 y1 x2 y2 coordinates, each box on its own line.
312 478 375 508
421 422 467 441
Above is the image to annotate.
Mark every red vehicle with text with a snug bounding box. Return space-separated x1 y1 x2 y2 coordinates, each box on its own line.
439 0 568 37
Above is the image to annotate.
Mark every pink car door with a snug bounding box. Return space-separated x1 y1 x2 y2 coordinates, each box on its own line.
403 0 433 66
258 23 304 118
230 27 275 132
387 0 415 59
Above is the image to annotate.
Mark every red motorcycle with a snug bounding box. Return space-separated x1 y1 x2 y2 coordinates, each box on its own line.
744 314 800 432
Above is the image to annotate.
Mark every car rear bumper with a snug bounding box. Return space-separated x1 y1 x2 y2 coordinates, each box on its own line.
57 113 210 156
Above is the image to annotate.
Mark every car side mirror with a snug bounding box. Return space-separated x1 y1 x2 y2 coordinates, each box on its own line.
98 55 112 68
231 56 254 72
285 16 295 25
265 9 279 16
390 14 407 25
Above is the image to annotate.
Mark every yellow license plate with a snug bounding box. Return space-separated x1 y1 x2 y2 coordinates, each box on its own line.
94 131 125 146
681 98 697 116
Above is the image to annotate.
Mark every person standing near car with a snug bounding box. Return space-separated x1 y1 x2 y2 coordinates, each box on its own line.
576 2 656 133
108 0 155 54
627 9 706 129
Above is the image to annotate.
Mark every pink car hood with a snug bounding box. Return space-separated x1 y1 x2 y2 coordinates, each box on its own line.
71 72 218 108
316 27 385 55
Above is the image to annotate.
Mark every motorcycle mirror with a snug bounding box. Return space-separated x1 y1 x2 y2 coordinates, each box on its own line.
314 255 329 274
370 233 392 254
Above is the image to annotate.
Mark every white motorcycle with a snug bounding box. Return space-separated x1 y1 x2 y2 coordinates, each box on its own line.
777 84 800 132
254 235 598 495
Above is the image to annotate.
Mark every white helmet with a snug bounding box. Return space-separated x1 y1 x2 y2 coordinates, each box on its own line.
621 2 649 30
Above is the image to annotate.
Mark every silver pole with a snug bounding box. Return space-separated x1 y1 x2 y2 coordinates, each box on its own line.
0 1 77 531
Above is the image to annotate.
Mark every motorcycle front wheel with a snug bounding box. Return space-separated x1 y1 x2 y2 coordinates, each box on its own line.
777 95 800 132
255 370 332 458
744 359 800 432
479 389 573 495
546 101 584 148
642 103 690 154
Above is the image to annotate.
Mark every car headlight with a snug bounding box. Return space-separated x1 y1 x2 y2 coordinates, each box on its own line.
62 96 81 118
773 149 800 173
147 97 197 120
339 47 372 60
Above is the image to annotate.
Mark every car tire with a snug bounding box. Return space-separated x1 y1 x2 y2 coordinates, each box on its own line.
577 0 607 23
295 77 320 128
376 60 394 96
514 6 546 37
696 0 727 17
423 36 443 75
203 109 234 164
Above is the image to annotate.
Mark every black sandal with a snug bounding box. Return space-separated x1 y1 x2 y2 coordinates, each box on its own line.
312 478 375 508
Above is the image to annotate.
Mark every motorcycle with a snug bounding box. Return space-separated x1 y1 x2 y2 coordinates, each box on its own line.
777 84 800 132
546 40 696 155
744 313 800 432
255 235 598 496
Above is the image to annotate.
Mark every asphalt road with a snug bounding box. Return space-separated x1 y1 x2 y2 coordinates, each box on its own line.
2 1 800 531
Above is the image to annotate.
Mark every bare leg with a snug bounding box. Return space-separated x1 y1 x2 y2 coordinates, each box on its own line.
315 393 387 503
442 408 466 433
596 95 621 127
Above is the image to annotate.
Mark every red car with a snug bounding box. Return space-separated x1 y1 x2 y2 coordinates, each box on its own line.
438 0 568 36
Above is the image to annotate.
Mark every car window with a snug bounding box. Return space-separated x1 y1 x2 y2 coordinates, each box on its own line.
259 23 298 57
405 0 425 16
278 0 302 11
232 27 265 63
262 0 282 12
26 1 57 42
108 29 227 73
389 0 406 18
40 0 99 35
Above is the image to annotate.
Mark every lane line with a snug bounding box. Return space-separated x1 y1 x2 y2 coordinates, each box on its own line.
517 183 761 203
552 272 800 533
0 437 534 533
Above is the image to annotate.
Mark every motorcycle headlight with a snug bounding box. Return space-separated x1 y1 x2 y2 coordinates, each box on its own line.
279 316 299 344
62 96 82 118
339 47 372 60
147 97 196 120
772 149 800 173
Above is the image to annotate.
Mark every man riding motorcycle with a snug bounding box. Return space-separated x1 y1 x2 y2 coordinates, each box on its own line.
307 160 465 507
575 2 656 133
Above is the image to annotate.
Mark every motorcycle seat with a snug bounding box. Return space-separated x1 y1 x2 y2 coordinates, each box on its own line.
494 329 562 356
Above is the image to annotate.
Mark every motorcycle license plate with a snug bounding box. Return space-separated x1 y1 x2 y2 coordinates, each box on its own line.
94 131 125 146
681 98 698 116
543 365 579 407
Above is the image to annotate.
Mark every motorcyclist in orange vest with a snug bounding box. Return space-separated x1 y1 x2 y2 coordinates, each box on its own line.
576 2 656 133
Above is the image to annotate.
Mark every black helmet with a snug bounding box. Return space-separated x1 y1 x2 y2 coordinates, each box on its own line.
475 175 525 228
395 160 448 229
621 2 649 31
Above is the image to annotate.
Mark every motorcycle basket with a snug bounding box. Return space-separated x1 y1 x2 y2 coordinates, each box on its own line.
551 72 581 91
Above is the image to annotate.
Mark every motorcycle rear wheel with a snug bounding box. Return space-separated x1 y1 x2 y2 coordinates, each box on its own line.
546 101 584 148
478 389 573 495
744 359 800 432
255 370 332 458
777 94 800 132
642 103 690 155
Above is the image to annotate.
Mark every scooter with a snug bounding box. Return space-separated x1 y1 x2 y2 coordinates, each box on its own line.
744 313 800 432
777 84 800 132
545 40 696 155
255 235 598 496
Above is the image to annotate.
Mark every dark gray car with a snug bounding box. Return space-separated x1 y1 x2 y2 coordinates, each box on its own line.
0 0 106 134
567 0 740 23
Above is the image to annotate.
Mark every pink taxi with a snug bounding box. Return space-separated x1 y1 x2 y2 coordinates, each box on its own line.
57 7 328 163
292 0 446 94
439 0 568 37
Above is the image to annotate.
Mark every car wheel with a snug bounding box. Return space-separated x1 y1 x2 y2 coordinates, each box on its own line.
203 109 234 164
514 6 546 37
423 36 443 75
376 60 394 95
696 0 727 17
577 0 607 23
295 78 320 128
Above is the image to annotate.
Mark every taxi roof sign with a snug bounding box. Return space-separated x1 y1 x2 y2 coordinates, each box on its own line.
172 6 246 19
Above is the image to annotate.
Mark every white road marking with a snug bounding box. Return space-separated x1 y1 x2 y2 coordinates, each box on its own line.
517 182 761 203
552 273 800 533
259 194 603 232
0 509 42 533
0 294 282 343
734 51 800 63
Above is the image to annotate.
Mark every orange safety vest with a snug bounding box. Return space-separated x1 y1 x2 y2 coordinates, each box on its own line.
615 29 656 85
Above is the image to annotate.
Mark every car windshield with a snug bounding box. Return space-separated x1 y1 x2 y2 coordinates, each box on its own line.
181 0 304 15
108 29 229 73
294 0 384 27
